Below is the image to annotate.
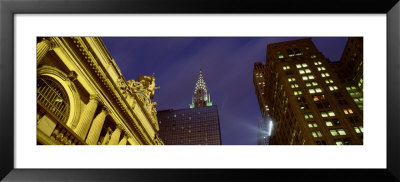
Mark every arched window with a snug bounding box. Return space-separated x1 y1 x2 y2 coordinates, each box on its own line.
37 76 70 123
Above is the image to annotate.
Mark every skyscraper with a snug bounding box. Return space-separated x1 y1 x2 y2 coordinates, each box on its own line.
254 38 363 145
157 70 222 145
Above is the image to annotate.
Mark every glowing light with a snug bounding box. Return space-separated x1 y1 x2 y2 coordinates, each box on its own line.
268 120 273 136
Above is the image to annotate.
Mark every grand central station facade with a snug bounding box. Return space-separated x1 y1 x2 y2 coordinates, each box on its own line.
36 37 163 145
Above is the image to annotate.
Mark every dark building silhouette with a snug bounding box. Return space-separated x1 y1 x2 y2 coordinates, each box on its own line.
157 70 222 145
254 38 363 145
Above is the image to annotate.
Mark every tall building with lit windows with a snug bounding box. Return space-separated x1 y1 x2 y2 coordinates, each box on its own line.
157 70 222 145
253 62 272 145
331 37 363 110
258 38 363 145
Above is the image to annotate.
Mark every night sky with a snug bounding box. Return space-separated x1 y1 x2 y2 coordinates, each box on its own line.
101 37 348 145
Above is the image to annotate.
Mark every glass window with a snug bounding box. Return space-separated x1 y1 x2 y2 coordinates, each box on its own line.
296 64 302 68
317 131 323 137
321 112 328 118
308 75 315 79
330 130 338 136
302 63 308 67
299 70 305 74
328 111 335 117
306 82 312 87
279 55 284 59
313 123 318 127
326 121 333 126
336 141 344 145
359 126 363 132
308 123 313 128
312 132 317 138
302 76 308 80
309 89 315 94
315 88 322 93
312 82 318 86
338 129 346 135
305 69 311 73
354 127 361 133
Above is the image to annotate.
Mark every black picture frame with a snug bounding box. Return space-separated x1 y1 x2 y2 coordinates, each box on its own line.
1 0 399 181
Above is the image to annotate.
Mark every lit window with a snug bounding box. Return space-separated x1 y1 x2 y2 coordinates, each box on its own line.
308 75 315 79
336 141 343 145
321 112 328 117
321 73 330 77
330 130 339 136
291 84 299 88
296 64 302 68
354 127 361 133
304 113 313 119
311 55 316 59
312 82 318 86
302 76 308 80
343 108 354 114
314 61 322 65
302 63 308 67
359 126 363 132
317 67 326 71
346 87 351 91
309 89 315 94
288 77 296 82
283 66 290 70
294 91 302 95
317 131 323 137
338 129 346 135
313 123 318 127
312 132 318 138
329 86 338 91
306 83 312 87
305 69 311 73
325 79 334 84
299 70 305 74
328 111 335 117
279 55 284 59
308 123 313 128
315 88 322 93
326 121 333 126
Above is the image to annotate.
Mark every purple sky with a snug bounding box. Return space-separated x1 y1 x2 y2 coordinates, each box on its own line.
101 37 348 145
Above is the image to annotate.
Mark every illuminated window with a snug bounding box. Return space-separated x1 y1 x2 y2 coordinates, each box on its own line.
288 77 296 82
336 141 343 145
279 55 284 59
328 111 335 117
325 79 334 84
329 86 338 91
312 82 318 86
321 112 328 117
306 82 312 87
283 66 290 70
304 113 314 119
302 63 308 67
317 131 323 137
308 123 313 128
325 121 333 126
354 127 361 133
317 67 326 71
308 122 318 128
359 126 363 132
309 89 315 94
338 129 346 135
299 70 305 74
313 123 318 127
308 75 315 80
321 73 330 77
311 55 316 59
343 108 354 114
315 88 322 93
296 64 302 68
330 130 339 136
312 132 318 138
291 84 299 88
294 91 302 95
314 61 322 65
302 76 308 80
305 69 311 73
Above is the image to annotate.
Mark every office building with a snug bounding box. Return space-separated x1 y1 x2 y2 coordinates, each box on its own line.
157 70 222 145
255 38 363 145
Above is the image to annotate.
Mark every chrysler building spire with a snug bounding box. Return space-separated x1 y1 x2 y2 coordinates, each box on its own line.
190 70 212 108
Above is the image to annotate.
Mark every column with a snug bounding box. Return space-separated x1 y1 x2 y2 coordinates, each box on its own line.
37 38 56 64
108 126 121 145
74 95 99 140
118 135 127 145
101 127 112 145
85 107 108 145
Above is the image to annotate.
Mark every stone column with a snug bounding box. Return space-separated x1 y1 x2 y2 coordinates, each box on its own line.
37 38 56 65
74 95 100 140
118 135 127 145
85 107 108 145
108 126 122 145
101 127 112 145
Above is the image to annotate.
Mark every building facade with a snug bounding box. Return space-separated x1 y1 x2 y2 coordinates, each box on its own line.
331 37 363 110
255 38 363 145
253 62 272 145
36 37 163 145
157 70 222 145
